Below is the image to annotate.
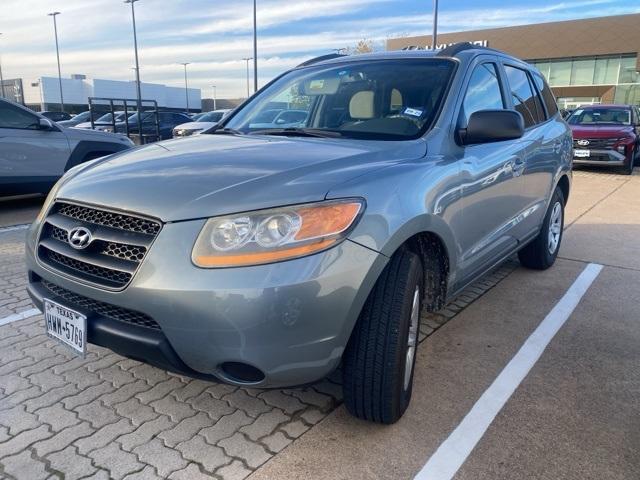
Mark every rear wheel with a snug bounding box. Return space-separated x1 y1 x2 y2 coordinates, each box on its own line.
343 248 423 424
518 187 565 270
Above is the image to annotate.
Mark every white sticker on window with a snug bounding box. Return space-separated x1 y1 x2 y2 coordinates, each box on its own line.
404 107 424 117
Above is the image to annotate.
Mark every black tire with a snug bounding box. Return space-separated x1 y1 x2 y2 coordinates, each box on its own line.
518 187 565 270
619 145 636 175
343 248 423 424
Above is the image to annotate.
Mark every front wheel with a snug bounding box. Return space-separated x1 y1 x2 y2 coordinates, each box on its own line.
342 249 423 424
624 145 637 175
518 187 565 270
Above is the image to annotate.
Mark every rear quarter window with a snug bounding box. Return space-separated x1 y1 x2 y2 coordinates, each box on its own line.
532 72 558 117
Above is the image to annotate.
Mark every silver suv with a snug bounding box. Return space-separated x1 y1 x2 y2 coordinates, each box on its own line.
26 44 572 423
0 98 133 196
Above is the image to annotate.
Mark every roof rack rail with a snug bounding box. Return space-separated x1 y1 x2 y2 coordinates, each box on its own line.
297 53 348 67
436 42 477 57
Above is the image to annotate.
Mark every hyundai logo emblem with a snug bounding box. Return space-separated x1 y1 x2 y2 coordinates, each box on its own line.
67 227 93 250
577 139 590 146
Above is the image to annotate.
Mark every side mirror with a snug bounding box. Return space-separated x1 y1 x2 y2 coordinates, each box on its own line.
459 110 524 145
38 118 55 131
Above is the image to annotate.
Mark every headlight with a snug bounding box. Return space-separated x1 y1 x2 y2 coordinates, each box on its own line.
98 126 114 133
35 178 65 223
192 199 364 267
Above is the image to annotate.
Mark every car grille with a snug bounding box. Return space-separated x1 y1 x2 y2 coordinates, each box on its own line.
41 280 161 330
37 202 162 290
573 138 620 149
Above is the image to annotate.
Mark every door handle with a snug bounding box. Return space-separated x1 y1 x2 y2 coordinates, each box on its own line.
512 157 525 176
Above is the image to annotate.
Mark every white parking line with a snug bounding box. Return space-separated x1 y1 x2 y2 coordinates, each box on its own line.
0 223 30 234
414 263 603 480
0 308 42 327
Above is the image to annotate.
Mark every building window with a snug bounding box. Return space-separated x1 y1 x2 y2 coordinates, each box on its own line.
571 58 596 86
530 54 638 87
619 56 640 84
593 57 620 84
548 60 572 87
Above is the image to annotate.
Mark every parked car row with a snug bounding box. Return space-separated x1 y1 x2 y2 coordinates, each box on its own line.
172 109 231 137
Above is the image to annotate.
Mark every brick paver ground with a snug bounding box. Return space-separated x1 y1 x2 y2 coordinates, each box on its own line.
0 223 517 479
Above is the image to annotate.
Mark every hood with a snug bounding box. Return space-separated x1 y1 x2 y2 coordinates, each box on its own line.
62 125 132 144
570 124 635 138
174 121 218 131
57 134 426 222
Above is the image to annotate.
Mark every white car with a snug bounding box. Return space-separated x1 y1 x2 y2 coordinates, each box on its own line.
172 109 231 137
74 111 132 130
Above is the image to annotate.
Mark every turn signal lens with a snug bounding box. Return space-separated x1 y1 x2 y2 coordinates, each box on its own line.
192 199 363 268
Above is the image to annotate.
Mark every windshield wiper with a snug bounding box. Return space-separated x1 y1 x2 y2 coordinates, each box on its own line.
211 127 244 135
248 128 343 138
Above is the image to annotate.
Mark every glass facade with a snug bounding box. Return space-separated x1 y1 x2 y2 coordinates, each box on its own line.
529 54 638 87
529 54 639 107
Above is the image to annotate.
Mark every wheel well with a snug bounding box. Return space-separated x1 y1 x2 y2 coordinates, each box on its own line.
402 232 449 312
557 175 570 204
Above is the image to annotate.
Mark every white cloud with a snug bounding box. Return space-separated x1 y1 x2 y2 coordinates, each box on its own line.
1 0 638 98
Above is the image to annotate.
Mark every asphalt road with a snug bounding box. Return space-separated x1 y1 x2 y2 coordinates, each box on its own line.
0 167 638 479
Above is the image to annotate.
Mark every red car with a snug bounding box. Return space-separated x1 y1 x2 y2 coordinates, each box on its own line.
568 104 640 175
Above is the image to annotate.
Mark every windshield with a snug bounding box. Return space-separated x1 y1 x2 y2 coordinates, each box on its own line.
73 111 91 122
199 111 226 123
568 108 631 125
222 59 455 140
126 112 154 123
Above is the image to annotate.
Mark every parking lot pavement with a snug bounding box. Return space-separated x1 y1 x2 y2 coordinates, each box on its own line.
247 170 640 480
0 205 514 479
1 169 638 480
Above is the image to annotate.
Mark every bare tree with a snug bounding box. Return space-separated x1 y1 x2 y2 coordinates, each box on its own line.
351 39 374 54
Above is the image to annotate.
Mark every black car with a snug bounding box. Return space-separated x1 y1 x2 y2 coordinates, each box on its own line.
96 111 192 140
40 111 72 122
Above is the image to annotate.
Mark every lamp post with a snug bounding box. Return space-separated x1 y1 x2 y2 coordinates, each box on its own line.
242 57 252 99
212 85 217 110
0 33 6 100
432 0 439 50
180 62 190 113
124 0 144 144
47 12 64 112
252 0 258 93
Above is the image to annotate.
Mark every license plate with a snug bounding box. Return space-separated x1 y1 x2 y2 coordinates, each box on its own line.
44 299 87 356
574 149 590 158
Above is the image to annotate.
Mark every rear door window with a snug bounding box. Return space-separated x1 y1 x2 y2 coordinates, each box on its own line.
504 65 545 127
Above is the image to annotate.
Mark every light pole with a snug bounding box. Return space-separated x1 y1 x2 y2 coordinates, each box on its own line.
124 0 144 144
242 57 252 99
0 33 6 100
48 12 64 112
180 62 190 113
212 85 217 110
432 0 439 50
252 0 258 93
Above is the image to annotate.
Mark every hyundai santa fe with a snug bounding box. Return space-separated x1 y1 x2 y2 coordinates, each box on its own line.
26 44 572 424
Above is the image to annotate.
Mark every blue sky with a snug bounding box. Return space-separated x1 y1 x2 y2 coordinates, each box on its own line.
1 0 639 98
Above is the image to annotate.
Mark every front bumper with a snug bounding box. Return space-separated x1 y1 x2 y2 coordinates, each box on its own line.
26 218 387 387
572 148 629 167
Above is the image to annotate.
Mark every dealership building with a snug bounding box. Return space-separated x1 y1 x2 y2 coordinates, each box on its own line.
387 13 640 109
15 74 201 113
